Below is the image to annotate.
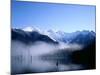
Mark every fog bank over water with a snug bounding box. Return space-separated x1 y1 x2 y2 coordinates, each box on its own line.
11 41 83 56
11 40 84 74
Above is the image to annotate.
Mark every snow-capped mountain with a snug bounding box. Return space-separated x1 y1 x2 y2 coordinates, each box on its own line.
69 30 95 45
43 29 95 45
12 27 96 46
12 28 58 44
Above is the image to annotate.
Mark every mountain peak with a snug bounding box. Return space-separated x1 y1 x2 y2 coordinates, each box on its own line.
22 26 40 32
23 27 34 32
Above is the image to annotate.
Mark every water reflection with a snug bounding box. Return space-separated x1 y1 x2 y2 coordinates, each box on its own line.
11 54 83 74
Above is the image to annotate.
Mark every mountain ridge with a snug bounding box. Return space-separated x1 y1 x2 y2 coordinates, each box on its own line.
12 27 96 46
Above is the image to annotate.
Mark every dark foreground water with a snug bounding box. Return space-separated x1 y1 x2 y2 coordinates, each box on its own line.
11 55 84 74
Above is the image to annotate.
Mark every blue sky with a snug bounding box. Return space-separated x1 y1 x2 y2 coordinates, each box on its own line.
11 1 96 32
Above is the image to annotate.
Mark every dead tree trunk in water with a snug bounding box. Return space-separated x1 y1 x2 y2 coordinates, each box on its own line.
56 61 59 71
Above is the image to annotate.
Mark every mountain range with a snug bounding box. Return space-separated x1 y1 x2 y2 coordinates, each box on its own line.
12 27 96 46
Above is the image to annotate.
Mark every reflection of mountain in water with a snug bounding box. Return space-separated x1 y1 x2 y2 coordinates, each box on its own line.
11 28 96 74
